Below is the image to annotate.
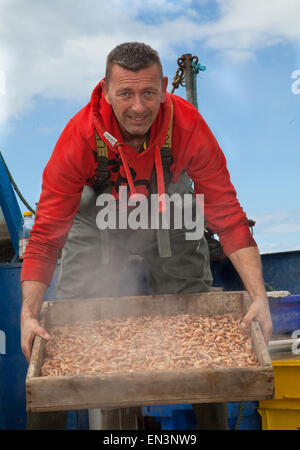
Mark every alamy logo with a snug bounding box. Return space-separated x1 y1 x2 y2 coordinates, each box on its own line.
95 187 204 240
0 330 5 355
291 330 300 355
291 70 300 95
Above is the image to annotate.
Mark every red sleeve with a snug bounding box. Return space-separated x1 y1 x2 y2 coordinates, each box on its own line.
21 119 95 285
186 114 257 256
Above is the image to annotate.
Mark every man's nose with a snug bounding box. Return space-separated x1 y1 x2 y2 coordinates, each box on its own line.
131 95 146 114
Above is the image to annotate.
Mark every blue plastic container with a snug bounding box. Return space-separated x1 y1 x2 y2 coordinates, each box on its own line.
268 295 300 334
158 410 197 430
65 410 89 430
142 404 193 418
228 402 261 430
142 405 196 430
142 402 262 430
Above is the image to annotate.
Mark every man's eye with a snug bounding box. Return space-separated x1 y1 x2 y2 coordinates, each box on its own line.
145 91 154 97
117 92 130 98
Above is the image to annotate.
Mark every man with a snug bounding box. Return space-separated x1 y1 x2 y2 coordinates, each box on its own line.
20 42 272 430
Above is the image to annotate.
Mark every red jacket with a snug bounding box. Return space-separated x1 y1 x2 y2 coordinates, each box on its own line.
21 80 256 285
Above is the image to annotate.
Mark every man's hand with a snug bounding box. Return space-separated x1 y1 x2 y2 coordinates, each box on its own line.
21 314 50 363
20 280 49 362
241 297 273 344
228 246 273 344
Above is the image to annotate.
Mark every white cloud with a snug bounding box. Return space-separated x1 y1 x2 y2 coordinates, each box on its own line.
204 0 300 53
251 209 300 253
254 210 292 225
1 0 300 125
266 221 300 235
254 209 300 234
222 49 254 63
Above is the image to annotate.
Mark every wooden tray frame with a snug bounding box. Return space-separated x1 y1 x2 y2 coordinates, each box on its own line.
26 291 274 412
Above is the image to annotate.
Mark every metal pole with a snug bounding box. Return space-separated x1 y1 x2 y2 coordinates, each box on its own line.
179 54 197 108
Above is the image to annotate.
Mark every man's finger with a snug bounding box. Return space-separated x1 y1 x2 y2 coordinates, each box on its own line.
241 308 256 330
241 303 272 345
22 323 51 362
33 324 51 341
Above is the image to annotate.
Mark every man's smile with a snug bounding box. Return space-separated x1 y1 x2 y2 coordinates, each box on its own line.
128 114 148 121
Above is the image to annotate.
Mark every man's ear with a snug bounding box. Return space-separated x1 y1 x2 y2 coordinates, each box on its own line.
102 79 111 105
161 76 168 103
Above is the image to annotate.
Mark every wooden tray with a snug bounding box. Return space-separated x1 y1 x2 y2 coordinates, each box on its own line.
26 291 274 412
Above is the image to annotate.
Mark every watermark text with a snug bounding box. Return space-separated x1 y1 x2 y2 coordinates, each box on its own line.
291 70 300 95
292 330 300 355
95 187 204 240
0 330 6 355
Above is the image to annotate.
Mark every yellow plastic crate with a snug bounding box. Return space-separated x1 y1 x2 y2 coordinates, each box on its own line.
258 357 300 429
258 400 300 430
272 359 300 399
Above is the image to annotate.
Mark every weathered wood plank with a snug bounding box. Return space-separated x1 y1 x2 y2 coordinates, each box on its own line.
44 291 244 327
26 302 48 379
26 366 274 412
242 292 273 367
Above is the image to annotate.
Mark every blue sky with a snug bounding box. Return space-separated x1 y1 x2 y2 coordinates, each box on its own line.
0 0 300 254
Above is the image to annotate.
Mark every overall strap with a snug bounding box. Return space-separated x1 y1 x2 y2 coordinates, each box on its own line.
93 129 110 195
155 102 174 258
159 102 174 185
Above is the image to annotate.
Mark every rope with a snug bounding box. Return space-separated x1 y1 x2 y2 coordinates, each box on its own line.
0 151 36 214
234 401 246 430
192 60 206 110
265 282 276 291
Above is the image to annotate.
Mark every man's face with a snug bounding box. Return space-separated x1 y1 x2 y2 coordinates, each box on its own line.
103 63 168 141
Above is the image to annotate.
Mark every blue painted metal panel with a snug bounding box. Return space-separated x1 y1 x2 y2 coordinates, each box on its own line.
261 250 300 295
0 361 6 429
0 153 23 253
268 295 300 334
0 263 26 429
211 250 300 294
0 263 60 429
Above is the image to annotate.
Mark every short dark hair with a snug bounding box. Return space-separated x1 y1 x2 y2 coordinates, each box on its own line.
105 42 163 84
